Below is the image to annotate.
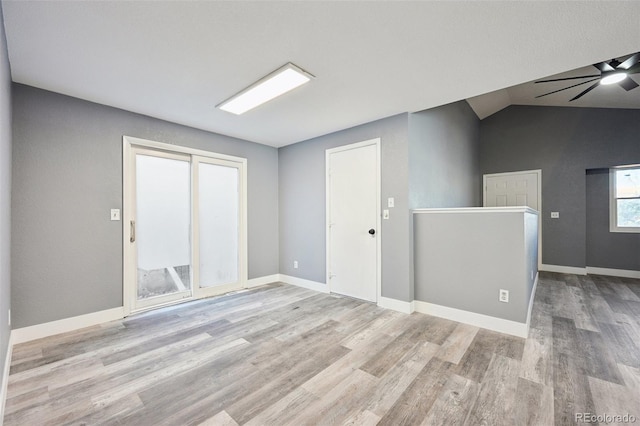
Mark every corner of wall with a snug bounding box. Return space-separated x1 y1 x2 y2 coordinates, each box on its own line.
0 0 13 416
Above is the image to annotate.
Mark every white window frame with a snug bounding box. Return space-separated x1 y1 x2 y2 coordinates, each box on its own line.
609 165 640 233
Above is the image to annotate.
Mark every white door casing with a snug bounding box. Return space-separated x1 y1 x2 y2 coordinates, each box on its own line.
326 139 381 302
483 169 542 267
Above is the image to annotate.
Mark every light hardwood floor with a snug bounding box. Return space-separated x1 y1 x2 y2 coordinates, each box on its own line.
4 272 640 425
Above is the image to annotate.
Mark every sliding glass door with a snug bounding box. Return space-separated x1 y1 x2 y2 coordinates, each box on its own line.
193 156 242 297
125 138 246 314
134 150 192 309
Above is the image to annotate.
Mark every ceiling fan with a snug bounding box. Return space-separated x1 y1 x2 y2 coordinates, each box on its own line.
535 52 640 101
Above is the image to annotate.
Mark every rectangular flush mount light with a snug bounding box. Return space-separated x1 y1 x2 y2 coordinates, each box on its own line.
217 63 314 115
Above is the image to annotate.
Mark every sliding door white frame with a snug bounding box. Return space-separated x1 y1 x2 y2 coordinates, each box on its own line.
127 146 193 311
122 136 248 316
192 155 245 299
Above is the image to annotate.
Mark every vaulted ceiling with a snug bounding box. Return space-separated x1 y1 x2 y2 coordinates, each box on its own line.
468 52 640 119
3 1 640 147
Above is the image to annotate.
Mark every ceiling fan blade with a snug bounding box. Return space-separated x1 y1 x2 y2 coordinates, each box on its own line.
618 77 639 91
619 52 640 70
535 78 599 99
594 61 615 72
569 81 601 101
626 63 640 74
535 75 600 83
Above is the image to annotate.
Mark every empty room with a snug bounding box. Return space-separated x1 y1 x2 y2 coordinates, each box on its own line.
0 1 640 425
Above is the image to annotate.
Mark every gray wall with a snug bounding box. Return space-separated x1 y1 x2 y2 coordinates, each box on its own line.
586 168 640 270
12 84 279 328
407 100 480 301
409 100 480 209
279 101 481 303
414 209 537 323
480 105 640 268
278 114 412 302
0 0 12 388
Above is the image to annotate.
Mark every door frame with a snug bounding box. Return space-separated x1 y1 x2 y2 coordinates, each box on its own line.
123 136 248 316
483 169 542 268
325 138 381 303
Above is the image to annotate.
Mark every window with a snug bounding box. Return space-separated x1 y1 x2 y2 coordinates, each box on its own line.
610 165 640 233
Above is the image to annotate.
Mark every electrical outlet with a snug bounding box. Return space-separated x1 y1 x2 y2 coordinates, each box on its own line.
111 209 121 221
551 212 559 219
293 260 298 269
388 197 395 208
499 289 509 303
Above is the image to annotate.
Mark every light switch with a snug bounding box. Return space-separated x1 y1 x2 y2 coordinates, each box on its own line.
111 209 121 221
388 197 395 208
383 209 390 219
551 212 559 219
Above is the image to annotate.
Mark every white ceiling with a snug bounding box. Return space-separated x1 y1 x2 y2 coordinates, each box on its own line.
3 1 640 147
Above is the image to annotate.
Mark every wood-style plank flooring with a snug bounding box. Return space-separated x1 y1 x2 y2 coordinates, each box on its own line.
4 272 640 425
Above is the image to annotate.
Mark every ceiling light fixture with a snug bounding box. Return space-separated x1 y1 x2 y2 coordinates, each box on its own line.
600 71 628 85
217 63 314 115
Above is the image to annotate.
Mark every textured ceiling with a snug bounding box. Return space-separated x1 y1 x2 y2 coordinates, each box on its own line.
3 1 640 147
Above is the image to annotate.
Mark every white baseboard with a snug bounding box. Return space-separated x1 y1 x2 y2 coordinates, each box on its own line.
11 307 125 345
538 264 640 279
586 266 640 279
378 297 415 314
413 300 529 338
246 274 280 288
526 272 539 327
0 331 13 423
279 274 329 293
539 264 587 275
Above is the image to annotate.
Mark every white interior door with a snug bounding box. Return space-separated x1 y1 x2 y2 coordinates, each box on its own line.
327 140 379 302
484 172 539 209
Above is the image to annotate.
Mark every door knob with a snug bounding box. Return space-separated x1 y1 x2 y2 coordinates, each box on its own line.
368 228 376 235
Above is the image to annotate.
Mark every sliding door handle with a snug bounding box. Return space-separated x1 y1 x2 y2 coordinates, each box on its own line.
130 220 136 243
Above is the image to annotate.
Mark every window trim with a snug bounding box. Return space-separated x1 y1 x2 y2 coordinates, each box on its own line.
609 165 640 233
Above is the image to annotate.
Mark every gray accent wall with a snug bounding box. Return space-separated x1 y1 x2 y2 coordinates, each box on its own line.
586 169 640 271
409 100 480 209
12 84 279 328
279 114 411 302
0 0 12 388
480 105 640 268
